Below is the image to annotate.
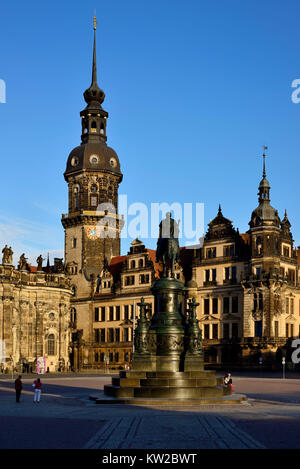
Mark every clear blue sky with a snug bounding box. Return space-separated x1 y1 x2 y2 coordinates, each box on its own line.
1 0 300 264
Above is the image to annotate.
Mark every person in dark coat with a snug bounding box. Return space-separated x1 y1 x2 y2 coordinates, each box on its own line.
15 375 23 403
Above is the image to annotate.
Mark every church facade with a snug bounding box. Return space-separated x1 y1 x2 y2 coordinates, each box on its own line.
0 257 72 373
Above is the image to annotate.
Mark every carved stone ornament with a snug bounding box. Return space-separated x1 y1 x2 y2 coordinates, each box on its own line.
156 334 184 353
252 311 263 321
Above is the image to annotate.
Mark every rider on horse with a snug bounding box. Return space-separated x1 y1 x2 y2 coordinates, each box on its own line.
156 212 180 278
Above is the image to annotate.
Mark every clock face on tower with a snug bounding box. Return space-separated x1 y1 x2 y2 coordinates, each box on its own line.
87 226 99 240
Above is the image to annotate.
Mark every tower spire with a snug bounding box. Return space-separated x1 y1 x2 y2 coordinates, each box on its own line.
92 14 98 85
262 145 267 178
80 17 108 143
258 146 270 203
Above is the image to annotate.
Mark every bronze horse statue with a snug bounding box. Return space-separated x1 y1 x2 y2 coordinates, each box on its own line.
156 212 180 278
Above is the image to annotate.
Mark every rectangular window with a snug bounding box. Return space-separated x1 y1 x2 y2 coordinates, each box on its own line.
205 270 210 282
123 328 129 342
212 269 217 281
109 306 114 321
232 323 238 338
291 298 294 315
274 321 279 338
115 306 120 321
94 307 99 322
286 298 289 314
115 352 119 363
115 328 120 342
94 329 100 343
288 270 295 283
124 305 129 321
125 275 135 286
223 297 229 314
108 328 114 342
212 323 218 339
286 323 289 338
232 296 238 313
291 324 294 338
213 298 218 315
224 245 234 257
140 274 150 284
225 267 230 280
204 298 210 315
206 247 216 259
223 323 229 339
256 267 261 276
204 324 210 339
232 266 237 281
94 352 99 362
100 329 105 342
131 305 134 319
72 238 77 248
255 321 262 337
101 307 105 322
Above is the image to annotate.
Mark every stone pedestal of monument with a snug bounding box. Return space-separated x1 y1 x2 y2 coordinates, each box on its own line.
96 276 246 405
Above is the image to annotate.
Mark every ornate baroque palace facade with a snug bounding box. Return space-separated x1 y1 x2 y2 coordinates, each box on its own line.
1 23 300 373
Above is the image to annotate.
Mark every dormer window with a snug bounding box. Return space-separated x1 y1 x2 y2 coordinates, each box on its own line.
206 247 216 258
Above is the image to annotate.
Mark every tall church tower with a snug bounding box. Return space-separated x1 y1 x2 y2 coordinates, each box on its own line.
62 19 123 299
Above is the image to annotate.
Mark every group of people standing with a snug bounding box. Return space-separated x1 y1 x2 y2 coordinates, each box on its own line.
14 376 42 403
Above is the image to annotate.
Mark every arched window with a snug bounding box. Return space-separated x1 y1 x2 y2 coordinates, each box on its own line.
91 121 97 133
131 260 136 269
100 121 105 134
256 236 262 255
139 259 143 268
48 334 55 356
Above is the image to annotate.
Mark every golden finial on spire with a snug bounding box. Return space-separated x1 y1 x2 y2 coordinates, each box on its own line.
93 11 97 30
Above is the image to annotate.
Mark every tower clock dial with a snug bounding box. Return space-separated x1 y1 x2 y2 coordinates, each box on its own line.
87 226 99 240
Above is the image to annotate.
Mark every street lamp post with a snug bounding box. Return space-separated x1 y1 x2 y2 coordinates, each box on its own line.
282 357 286 379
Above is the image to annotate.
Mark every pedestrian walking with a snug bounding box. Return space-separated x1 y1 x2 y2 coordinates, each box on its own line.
32 378 42 403
15 375 23 403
